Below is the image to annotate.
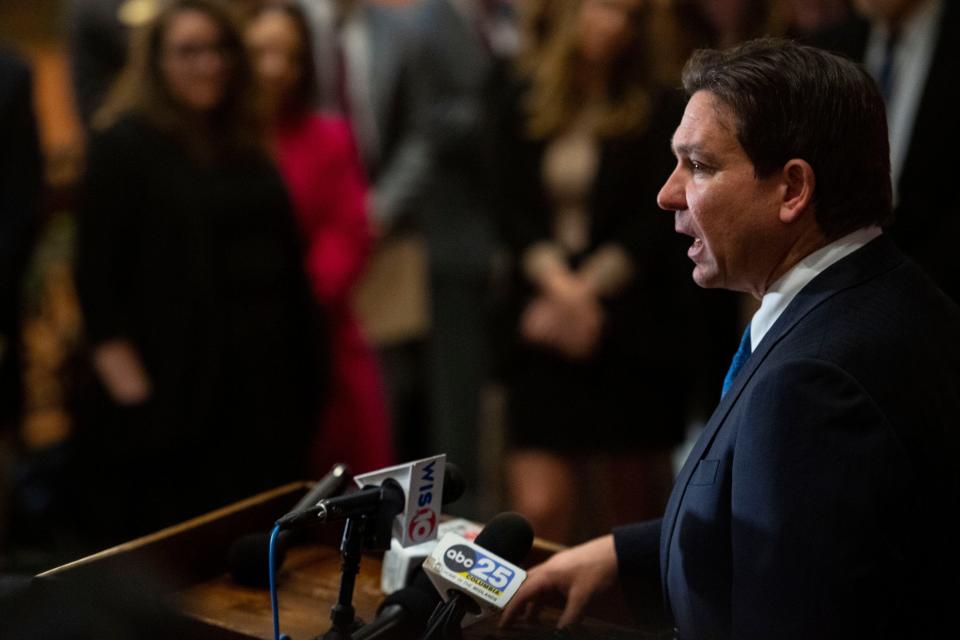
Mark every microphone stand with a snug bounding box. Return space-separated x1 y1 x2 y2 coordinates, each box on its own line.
420 593 474 640
321 497 398 640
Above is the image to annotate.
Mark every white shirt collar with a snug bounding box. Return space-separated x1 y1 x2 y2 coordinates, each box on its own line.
750 227 883 351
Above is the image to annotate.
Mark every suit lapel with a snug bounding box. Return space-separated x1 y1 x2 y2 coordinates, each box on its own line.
658 235 904 608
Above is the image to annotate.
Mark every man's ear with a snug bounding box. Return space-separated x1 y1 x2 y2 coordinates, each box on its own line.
779 159 815 224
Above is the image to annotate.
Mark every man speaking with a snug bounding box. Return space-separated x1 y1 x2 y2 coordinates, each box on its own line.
502 38 960 639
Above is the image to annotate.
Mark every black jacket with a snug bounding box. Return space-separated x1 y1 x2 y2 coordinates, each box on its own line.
73 114 323 535
0 49 42 430
811 4 960 300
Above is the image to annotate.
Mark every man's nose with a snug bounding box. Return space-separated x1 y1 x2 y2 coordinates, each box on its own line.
657 165 686 212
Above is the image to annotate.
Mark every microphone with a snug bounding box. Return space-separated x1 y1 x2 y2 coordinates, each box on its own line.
352 569 441 640
227 463 352 587
276 479 405 530
277 463 466 532
421 512 534 639
287 462 352 516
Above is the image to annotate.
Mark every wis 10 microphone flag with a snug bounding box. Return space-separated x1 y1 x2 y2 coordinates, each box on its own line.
352 454 449 548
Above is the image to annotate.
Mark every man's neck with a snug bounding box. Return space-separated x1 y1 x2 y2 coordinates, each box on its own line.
753 230 830 300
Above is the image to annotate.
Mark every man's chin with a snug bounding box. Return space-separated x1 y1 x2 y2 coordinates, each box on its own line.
691 265 720 289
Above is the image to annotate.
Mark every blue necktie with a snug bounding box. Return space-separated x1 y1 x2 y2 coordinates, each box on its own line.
878 29 899 103
722 325 752 399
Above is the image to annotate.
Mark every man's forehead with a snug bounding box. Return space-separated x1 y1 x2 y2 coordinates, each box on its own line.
671 91 739 155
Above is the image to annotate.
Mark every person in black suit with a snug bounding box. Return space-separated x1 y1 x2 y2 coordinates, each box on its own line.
502 39 960 638
493 0 697 543
71 0 321 547
0 49 42 436
812 0 960 300
403 0 518 515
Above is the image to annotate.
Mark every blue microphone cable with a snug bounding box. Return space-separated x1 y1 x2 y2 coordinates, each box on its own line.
268 523 291 640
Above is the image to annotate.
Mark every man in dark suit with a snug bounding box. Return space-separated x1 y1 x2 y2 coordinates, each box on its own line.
812 0 960 300
0 48 41 435
502 39 960 639
404 0 517 514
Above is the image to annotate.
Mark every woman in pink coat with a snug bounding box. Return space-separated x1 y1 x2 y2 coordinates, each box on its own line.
246 0 392 474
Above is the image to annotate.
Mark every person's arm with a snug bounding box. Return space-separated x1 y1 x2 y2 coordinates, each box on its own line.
730 358 901 638
501 519 663 629
302 121 372 306
368 14 430 234
75 123 150 404
501 534 620 629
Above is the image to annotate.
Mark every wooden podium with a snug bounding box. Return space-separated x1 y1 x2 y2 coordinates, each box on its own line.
38 483 671 639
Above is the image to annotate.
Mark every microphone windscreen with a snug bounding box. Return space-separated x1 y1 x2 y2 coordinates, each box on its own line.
474 512 534 565
378 569 440 622
441 463 466 506
227 532 286 588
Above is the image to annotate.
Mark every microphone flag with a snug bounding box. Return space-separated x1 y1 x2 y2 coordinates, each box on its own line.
353 454 447 547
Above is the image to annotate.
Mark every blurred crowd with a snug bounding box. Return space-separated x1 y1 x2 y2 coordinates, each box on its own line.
0 0 956 571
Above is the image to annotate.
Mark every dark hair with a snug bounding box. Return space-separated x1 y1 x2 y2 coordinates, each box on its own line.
97 0 261 160
246 0 318 120
682 37 893 239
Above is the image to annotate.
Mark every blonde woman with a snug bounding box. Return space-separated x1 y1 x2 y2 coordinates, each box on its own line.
494 0 697 543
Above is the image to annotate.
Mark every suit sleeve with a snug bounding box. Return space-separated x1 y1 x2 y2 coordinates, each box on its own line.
613 519 668 623
370 15 430 231
730 358 906 639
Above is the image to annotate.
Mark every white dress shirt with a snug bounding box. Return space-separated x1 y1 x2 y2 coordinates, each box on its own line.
750 227 883 352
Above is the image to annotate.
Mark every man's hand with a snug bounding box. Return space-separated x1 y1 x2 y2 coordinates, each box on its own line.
501 534 619 630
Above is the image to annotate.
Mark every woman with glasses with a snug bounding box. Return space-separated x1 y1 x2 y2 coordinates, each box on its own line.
73 0 322 546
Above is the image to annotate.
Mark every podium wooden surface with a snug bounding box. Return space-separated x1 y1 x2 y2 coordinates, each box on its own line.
39 483 671 640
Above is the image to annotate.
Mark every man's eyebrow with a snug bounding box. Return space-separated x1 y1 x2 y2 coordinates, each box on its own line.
672 141 718 163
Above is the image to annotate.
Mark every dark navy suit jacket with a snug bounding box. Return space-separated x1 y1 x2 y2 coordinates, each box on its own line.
615 235 960 638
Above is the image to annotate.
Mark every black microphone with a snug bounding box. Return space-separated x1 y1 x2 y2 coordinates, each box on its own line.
276 463 467 531
227 463 352 587
422 512 535 640
439 463 466 507
276 478 406 530
352 569 441 640
287 462 352 516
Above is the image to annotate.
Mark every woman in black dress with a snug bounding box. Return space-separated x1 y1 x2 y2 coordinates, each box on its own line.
72 0 322 545
495 0 699 543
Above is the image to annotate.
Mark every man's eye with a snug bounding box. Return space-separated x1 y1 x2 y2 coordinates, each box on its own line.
689 159 712 174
